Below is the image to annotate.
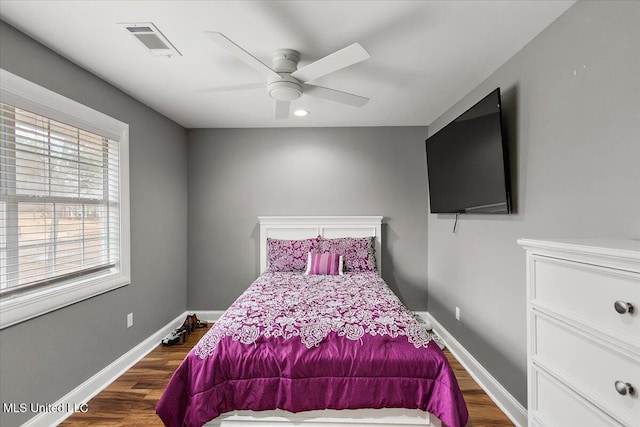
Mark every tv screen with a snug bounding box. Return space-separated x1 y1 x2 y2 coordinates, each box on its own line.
425 88 511 214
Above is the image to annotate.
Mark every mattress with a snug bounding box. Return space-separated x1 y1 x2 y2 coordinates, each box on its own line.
156 272 468 427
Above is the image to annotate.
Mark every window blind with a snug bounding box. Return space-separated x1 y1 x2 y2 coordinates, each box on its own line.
0 102 120 294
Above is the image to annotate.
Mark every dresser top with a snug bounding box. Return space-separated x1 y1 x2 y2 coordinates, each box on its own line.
517 238 640 264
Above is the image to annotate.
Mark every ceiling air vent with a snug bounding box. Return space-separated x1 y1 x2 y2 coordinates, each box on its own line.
120 22 181 57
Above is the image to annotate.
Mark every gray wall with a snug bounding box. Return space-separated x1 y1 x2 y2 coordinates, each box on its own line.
0 21 188 426
187 127 429 310
4 0 639 423
426 1 640 407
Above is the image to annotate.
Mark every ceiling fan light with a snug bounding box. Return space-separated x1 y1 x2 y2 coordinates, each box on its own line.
270 87 301 101
267 80 302 101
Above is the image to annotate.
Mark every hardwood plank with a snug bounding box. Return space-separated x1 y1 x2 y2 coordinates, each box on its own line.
61 326 514 426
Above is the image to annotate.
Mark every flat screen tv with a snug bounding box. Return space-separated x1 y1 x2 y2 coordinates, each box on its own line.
425 88 511 214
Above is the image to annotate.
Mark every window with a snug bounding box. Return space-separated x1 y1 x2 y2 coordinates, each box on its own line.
0 70 130 329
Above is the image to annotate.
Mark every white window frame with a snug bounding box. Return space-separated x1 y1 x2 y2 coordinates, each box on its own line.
0 69 130 329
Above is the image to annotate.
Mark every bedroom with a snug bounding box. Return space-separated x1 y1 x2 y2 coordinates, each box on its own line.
0 1 639 426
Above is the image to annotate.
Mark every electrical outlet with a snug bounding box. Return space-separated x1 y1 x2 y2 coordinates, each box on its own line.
127 312 134 328
455 307 460 321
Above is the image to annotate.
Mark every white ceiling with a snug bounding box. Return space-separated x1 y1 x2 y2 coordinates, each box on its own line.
0 0 575 128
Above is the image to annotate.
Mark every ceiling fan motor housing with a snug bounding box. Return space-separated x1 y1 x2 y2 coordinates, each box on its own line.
271 48 300 73
268 49 303 101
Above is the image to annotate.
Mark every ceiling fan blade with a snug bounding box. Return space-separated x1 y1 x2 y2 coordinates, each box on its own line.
196 83 264 94
291 43 370 83
275 100 290 119
205 32 282 80
303 84 369 107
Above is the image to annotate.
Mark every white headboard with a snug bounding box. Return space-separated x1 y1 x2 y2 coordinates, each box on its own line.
258 216 383 275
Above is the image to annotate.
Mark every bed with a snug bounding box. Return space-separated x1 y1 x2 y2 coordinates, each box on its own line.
157 216 468 427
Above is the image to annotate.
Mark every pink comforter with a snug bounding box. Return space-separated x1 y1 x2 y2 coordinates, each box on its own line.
156 272 468 427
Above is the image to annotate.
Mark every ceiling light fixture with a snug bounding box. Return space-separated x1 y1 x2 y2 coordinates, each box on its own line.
294 109 309 117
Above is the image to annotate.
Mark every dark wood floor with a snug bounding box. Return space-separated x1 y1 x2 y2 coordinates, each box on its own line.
61 325 514 427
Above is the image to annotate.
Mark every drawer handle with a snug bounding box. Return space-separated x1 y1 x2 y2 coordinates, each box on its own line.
614 300 634 314
614 381 636 396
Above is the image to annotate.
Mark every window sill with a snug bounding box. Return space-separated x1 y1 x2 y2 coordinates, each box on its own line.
0 271 130 329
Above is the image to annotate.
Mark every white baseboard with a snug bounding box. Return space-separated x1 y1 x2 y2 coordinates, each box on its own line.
415 312 527 427
22 311 189 427
190 310 225 323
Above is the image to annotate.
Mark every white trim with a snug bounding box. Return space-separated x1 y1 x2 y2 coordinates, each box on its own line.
0 271 130 330
0 69 125 140
0 68 131 330
21 311 188 427
190 310 225 323
419 312 528 427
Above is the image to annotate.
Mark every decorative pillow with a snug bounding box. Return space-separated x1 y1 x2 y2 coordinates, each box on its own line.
305 252 343 276
267 237 319 272
318 236 377 273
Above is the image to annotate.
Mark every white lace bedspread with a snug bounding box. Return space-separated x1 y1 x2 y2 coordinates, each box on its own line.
195 271 433 358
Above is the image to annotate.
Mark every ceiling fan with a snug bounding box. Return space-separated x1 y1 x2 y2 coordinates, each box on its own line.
201 32 371 119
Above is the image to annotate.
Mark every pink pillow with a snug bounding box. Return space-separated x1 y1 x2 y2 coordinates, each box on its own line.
267 237 320 272
305 252 343 275
318 236 377 273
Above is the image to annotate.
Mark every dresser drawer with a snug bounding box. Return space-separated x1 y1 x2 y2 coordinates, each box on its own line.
531 255 640 347
534 315 640 425
532 367 622 427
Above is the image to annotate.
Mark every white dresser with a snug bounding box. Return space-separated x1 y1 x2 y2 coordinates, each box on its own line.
518 239 640 427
